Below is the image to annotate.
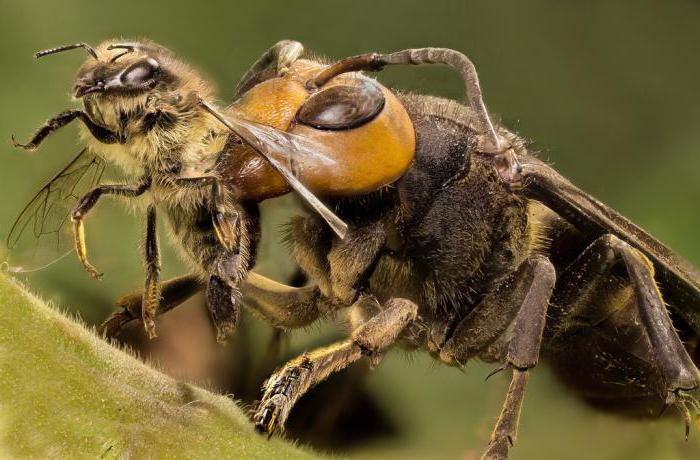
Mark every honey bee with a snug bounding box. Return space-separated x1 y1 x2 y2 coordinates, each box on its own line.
10 40 700 459
8 39 351 341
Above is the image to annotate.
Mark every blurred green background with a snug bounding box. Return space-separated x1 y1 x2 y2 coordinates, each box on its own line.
2 1 700 459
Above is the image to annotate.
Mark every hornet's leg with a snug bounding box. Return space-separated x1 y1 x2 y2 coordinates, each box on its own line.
286 216 333 298
440 255 556 460
253 297 418 435
286 214 387 305
241 272 323 328
234 40 304 97
99 274 204 338
308 47 500 153
99 272 327 338
12 110 120 150
70 178 151 278
548 234 700 434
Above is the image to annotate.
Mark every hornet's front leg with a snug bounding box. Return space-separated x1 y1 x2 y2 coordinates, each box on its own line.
234 40 304 97
12 110 121 150
254 296 418 435
99 274 204 338
99 271 329 338
70 177 151 278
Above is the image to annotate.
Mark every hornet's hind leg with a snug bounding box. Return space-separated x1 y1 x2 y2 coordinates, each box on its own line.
440 255 556 460
547 234 700 435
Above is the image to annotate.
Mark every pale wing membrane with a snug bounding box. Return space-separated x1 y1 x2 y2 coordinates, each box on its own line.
227 115 347 239
5 149 106 273
200 100 348 239
519 158 700 332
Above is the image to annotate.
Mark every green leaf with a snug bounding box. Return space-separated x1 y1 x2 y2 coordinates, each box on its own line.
0 273 319 459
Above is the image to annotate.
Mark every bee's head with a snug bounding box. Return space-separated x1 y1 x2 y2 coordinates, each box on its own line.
35 40 211 101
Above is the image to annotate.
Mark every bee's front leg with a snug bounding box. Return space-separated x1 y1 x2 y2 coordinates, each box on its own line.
70 178 150 278
12 110 121 151
174 176 239 251
211 179 239 252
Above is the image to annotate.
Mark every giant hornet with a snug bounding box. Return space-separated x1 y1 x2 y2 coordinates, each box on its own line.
8 39 700 459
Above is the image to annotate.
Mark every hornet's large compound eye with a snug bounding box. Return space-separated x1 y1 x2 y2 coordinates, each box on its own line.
121 58 160 87
296 79 385 131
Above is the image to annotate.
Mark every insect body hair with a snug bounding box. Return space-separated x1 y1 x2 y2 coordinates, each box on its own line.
74 40 235 272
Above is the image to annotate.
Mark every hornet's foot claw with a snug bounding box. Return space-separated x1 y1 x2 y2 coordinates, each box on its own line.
253 399 283 437
253 357 312 436
670 390 700 440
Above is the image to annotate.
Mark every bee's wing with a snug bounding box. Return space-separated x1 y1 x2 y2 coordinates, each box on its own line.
200 101 348 239
4 148 106 273
519 156 700 332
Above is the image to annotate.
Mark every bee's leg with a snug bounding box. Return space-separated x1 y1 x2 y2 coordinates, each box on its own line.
210 179 239 252
253 296 417 436
99 274 204 338
12 110 120 151
207 269 241 344
70 178 151 278
140 204 160 338
548 235 700 432
439 255 556 460
207 199 261 343
234 40 304 97
174 176 238 251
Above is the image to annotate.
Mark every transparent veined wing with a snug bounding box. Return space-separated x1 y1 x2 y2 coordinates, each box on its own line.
4 148 106 273
199 100 347 239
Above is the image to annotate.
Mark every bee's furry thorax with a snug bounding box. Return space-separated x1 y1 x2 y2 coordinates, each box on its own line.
76 39 235 272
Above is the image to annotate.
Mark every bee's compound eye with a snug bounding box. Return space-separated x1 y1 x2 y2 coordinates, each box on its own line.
121 58 160 87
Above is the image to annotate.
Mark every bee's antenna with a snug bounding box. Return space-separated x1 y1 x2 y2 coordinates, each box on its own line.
35 43 98 60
